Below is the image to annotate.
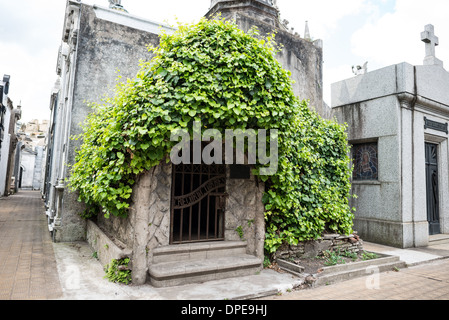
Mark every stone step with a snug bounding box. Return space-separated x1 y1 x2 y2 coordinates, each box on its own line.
429 234 449 246
149 254 263 288
152 241 247 264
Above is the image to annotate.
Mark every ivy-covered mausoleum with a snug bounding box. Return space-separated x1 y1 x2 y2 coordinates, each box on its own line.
46 0 327 286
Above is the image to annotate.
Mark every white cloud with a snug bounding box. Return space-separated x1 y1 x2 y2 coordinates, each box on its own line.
351 0 449 70
3 0 449 121
324 64 356 106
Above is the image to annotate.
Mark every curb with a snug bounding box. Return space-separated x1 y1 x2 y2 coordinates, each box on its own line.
276 252 407 289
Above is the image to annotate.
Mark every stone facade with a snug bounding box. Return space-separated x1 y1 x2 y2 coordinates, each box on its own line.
93 162 265 285
95 162 172 284
224 170 266 259
206 0 329 119
44 1 174 241
44 0 333 286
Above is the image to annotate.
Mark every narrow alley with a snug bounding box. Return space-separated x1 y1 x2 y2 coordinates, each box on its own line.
0 191 62 299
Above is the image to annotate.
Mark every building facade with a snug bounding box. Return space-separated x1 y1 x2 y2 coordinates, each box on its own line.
332 25 449 248
0 75 21 197
207 0 328 118
46 0 327 243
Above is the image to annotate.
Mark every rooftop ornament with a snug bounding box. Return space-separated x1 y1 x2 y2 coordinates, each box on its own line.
108 0 128 13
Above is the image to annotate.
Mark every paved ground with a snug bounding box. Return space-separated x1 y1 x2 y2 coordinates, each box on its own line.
0 191 62 300
261 259 449 300
1 191 449 300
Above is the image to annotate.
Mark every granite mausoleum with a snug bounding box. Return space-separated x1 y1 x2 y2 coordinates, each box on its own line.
332 24 449 248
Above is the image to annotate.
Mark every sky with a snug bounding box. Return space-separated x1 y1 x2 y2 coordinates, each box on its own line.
0 0 448 123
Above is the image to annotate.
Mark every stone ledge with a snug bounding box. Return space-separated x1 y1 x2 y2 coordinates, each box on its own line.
86 220 132 268
312 253 406 287
319 253 401 275
152 241 247 263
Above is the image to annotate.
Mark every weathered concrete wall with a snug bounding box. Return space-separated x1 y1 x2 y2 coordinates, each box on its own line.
207 7 327 118
57 4 162 242
236 14 325 117
86 220 132 270
97 162 172 285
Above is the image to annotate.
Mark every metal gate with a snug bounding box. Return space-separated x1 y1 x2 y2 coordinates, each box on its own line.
170 164 227 244
425 143 441 235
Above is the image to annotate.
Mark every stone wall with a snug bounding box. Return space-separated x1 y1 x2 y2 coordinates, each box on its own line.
94 162 266 285
55 3 163 242
274 233 364 261
96 162 172 284
225 169 265 259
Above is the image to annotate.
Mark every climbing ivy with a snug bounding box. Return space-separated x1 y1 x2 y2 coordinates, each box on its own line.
69 17 354 254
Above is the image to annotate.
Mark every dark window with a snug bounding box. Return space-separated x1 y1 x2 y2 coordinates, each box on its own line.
352 143 378 181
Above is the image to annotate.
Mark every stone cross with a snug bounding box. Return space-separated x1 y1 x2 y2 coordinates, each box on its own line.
421 24 443 67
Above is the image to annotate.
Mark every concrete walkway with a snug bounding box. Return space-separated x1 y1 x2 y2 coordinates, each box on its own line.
53 241 301 300
49 221 449 300
1 191 449 300
0 191 62 300
262 258 449 300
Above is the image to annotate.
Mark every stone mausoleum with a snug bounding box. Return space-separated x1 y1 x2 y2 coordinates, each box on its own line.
45 0 327 286
332 24 449 249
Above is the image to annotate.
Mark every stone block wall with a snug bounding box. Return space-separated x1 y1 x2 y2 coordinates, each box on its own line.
274 233 364 261
86 220 132 269
55 3 162 242
224 169 265 259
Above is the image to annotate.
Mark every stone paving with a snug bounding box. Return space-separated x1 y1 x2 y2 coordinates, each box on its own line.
0 191 62 300
261 259 449 300
1 191 449 300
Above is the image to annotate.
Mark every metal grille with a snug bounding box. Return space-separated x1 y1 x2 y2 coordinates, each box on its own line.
425 143 441 235
170 164 227 244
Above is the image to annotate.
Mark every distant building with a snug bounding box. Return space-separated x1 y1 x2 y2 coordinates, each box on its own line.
14 119 48 192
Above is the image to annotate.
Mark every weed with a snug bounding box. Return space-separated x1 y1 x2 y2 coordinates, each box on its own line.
322 250 345 266
361 251 379 261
